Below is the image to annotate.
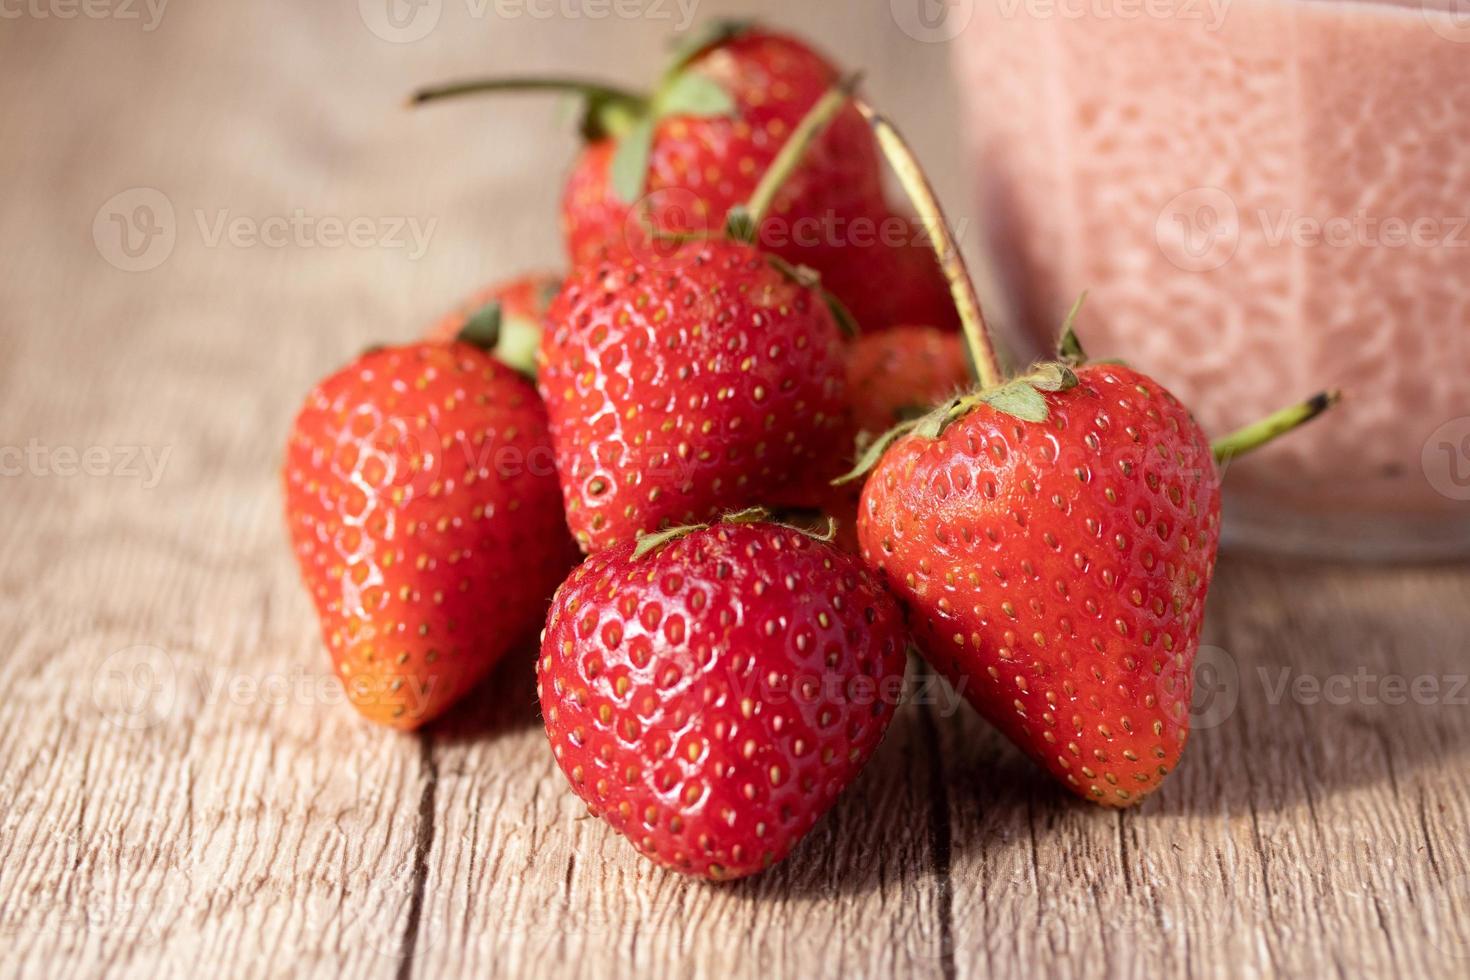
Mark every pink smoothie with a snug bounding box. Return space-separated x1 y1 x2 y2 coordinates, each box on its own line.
954 0 1470 557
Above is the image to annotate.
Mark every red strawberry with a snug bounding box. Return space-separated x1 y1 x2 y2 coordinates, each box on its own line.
792 326 972 554
537 517 909 879
423 271 561 345
847 101 1337 805
412 24 957 334
284 342 579 728
847 325 971 438
538 237 850 553
858 363 1221 805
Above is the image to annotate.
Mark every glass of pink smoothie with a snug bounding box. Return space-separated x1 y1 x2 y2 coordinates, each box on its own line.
950 0 1470 559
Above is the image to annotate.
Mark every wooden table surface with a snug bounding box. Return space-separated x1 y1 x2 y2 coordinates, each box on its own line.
3 2 1468 977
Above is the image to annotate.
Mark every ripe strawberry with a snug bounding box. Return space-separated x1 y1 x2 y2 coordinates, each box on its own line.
284 342 579 728
847 101 1337 806
538 517 909 879
412 24 957 333
847 325 971 439
857 363 1221 805
423 271 561 345
538 237 850 553
787 326 972 554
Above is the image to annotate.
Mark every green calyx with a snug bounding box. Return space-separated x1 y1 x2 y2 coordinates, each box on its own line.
835 362 1080 486
631 506 838 559
454 300 541 379
608 69 737 202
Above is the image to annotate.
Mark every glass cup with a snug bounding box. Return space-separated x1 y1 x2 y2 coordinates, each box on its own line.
951 0 1470 559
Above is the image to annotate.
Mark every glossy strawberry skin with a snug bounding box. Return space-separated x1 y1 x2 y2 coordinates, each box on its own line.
422 272 561 344
560 29 958 334
284 343 579 729
857 364 1221 806
538 238 850 554
538 521 909 879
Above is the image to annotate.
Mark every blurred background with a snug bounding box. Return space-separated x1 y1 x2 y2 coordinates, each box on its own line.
6 0 1467 563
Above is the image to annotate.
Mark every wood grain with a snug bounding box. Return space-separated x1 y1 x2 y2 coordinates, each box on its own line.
1 1 1467 977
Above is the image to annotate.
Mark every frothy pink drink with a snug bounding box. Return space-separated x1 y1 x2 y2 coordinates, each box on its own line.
954 0 1470 558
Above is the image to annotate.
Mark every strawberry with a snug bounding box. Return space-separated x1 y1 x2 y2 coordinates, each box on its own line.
847 101 1338 806
847 325 971 439
423 271 561 346
792 325 972 554
284 341 579 728
537 516 909 879
538 236 850 553
857 362 1221 805
411 23 958 333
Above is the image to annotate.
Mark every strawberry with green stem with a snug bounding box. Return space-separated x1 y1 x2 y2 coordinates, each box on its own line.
536 80 874 555
844 100 1340 806
409 22 958 334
